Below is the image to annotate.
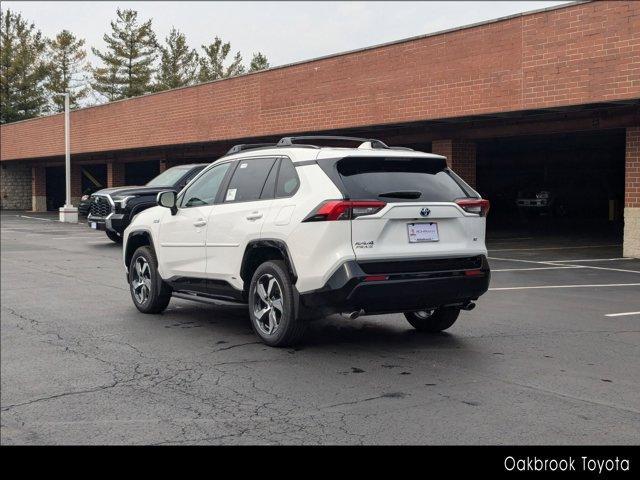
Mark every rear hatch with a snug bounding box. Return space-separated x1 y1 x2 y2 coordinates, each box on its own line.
319 155 488 262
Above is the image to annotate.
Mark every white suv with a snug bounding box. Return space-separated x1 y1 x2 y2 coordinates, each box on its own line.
123 136 490 346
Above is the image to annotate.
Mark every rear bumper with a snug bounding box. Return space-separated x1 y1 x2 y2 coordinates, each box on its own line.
516 199 550 209
299 256 490 315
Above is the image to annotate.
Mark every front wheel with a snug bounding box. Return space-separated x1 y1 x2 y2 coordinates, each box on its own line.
129 246 171 314
106 230 122 243
248 260 305 347
404 308 460 333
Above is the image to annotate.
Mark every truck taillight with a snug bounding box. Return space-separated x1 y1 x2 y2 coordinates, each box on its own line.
302 200 386 222
455 198 490 217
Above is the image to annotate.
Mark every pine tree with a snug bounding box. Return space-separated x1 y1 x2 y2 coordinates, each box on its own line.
198 37 245 82
91 8 157 101
45 30 89 112
248 52 269 72
155 28 198 91
0 9 48 123
90 62 123 102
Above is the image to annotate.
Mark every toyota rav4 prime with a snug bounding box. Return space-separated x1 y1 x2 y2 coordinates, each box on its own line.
122 136 490 347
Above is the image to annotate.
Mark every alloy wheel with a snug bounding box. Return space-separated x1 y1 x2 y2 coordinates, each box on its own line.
132 256 152 304
253 273 284 335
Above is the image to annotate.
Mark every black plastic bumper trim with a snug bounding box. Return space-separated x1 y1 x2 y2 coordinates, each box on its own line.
300 256 490 315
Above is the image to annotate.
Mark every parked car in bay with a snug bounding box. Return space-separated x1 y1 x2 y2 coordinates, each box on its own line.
87 164 207 243
78 186 102 216
516 176 614 219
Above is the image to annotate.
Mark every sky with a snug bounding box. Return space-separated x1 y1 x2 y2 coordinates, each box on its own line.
5 1 572 69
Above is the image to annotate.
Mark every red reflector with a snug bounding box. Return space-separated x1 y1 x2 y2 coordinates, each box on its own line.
364 275 388 282
464 269 483 276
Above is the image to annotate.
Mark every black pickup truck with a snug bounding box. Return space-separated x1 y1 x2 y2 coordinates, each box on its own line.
87 163 207 243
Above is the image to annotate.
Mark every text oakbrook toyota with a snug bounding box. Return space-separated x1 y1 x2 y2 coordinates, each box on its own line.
504 456 631 474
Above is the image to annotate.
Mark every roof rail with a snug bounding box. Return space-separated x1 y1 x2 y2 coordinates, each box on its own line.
224 143 276 156
277 135 390 149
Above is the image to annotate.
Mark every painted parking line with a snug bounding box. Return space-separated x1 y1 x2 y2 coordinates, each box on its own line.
488 256 640 275
490 283 640 291
570 265 640 274
491 266 586 272
489 244 621 252
18 215 53 222
549 258 631 263
605 311 640 317
50 236 106 240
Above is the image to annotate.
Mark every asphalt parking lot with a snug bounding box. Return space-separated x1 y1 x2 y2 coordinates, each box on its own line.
1 211 639 445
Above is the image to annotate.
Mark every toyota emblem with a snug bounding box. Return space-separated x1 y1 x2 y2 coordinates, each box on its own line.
420 207 431 217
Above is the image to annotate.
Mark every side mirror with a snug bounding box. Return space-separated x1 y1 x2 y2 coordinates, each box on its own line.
157 190 178 215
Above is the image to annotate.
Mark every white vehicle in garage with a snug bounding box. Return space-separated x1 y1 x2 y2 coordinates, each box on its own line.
122 136 491 346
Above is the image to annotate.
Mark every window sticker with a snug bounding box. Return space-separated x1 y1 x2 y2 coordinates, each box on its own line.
226 188 237 201
239 163 248 169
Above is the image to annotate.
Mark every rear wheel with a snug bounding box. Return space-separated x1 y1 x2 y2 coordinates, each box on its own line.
129 246 171 314
106 230 122 243
404 307 460 333
248 260 305 347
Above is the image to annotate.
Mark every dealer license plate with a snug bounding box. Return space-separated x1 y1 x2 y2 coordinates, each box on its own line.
408 222 439 243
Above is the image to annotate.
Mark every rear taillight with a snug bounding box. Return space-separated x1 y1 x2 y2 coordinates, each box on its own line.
455 198 490 217
302 200 386 222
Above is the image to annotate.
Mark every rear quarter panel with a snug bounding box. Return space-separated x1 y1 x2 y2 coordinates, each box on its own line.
261 163 355 293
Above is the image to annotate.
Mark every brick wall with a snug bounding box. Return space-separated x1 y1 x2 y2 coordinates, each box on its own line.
432 139 477 187
107 162 125 187
0 163 31 210
31 165 46 212
1 1 638 162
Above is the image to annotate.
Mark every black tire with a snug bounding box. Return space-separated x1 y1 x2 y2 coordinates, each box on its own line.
248 260 305 347
106 230 122 244
128 246 171 314
404 307 460 333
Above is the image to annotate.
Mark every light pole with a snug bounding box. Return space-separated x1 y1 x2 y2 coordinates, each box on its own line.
58 92 78 223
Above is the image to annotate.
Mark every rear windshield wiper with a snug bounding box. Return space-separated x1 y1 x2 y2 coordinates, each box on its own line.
378 190 422 199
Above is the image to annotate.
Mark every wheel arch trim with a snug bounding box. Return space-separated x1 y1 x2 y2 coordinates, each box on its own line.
124 228 156 273
240 239 298 285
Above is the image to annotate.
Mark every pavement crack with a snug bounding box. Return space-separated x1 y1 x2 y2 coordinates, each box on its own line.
213 341 261 352
1 380 124 412
323 392 408 409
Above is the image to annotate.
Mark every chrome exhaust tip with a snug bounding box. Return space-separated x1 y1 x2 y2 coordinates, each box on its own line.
460 302 476 311
342 309 364 320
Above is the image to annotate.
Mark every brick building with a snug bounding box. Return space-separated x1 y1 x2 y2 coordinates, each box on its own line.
1 1 639 254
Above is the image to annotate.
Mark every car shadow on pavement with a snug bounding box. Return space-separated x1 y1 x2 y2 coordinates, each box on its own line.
89 242 123 249
157 303 468 352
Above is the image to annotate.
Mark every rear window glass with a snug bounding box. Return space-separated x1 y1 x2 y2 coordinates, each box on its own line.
335 157 472 202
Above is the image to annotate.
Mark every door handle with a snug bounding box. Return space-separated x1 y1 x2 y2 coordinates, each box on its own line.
193 219 207 227
246 212 263 220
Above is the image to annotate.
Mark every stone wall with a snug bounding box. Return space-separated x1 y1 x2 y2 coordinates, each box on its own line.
623 208 640 258
1 163 31 210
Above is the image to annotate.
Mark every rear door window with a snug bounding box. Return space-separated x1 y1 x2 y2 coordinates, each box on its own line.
224 157 277 203
333 157 473 202
260 159 280 200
